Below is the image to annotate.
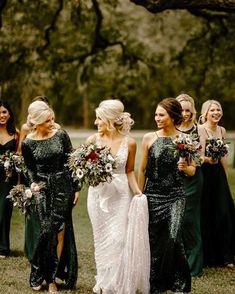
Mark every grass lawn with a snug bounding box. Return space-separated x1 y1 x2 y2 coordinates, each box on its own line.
1 137 235 294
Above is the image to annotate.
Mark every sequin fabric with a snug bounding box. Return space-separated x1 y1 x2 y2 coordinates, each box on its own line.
88 136 150 294
144 137 191 294
0 139 17 256
21 129 78 289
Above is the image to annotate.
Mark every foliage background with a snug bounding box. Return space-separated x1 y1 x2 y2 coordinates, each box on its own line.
1 0 235 129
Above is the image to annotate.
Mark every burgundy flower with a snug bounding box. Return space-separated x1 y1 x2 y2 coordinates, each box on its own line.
177 143 185 150
87 151 99 162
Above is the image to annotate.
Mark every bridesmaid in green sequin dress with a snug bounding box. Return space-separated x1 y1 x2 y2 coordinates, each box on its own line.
176 94 204 277
0 101 19 258
138 98 196 294
21 101 79 293
17 96 60 264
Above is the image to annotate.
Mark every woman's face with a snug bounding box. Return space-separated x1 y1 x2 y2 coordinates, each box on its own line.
94 116 108 134
0 106 10 126
180 101 192 123
206 103 222 123
37 112 55 132
155 105 173 129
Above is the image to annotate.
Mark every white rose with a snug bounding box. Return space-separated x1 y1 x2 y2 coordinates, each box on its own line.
4 160 10 169
25 189 33 198
107 154 115 162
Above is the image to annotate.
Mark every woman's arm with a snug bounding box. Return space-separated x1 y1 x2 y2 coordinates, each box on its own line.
178 159 196 176
126 137 142 196
138 134 150 192
220 126 228 175
16 124 31 154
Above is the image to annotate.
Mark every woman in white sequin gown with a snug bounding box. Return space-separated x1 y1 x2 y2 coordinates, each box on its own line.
87 99 150 294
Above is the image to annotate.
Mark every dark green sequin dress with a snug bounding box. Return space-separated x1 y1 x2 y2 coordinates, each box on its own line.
0 138 17 256
21 129 78 288
144 136 191 294
181 125 204 277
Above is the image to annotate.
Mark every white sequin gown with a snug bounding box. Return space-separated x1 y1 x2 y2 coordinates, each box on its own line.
88 136 150 294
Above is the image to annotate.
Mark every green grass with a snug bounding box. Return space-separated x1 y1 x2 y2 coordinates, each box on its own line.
1 137 235 294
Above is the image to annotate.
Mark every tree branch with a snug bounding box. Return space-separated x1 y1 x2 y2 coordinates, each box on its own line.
37 0 64 54
130 0 235 13
0 0 7 28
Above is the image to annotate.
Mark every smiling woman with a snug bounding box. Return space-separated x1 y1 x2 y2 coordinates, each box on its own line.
86 99 150 294
198 100 235 269
138 97 196 294
21 101 79 293
0 100 19 258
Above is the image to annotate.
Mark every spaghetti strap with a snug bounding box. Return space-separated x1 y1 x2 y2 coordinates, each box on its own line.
219 126 225 139
204 127 210 138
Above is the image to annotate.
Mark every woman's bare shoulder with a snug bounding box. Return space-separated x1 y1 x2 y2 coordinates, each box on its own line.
86 133 97 144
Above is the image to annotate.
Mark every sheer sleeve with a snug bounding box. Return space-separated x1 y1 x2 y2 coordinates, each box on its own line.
21 140 38 185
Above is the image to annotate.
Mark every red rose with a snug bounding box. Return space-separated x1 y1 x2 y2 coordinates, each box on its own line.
178 143 185 150
87 151 99 162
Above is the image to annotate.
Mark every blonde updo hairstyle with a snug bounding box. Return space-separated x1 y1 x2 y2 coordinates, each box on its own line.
199 100 223 124
95 99 134 134
27 101 54 128
175 93 197 123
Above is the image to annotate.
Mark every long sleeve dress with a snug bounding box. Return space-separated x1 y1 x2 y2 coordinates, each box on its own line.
0 138 17 256
21 129 78 289
144 136 191 294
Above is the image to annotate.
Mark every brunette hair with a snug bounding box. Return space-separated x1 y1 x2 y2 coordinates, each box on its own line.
158 97 183 126
32 95 49 105
0 100 17 135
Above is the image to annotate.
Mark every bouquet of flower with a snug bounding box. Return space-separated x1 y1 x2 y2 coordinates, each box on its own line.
0 151 27 181
7 182 46 214
206 137 229 161
68 143 117 188
168 133 201 165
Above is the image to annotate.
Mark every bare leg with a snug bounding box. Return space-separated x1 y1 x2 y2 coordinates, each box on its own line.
48 282 58 293
57 225 65 259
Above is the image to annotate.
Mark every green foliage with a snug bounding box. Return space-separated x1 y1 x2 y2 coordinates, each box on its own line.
1 1 235 128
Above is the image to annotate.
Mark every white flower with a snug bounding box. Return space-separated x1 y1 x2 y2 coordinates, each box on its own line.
217 139 223 146
25 189 33 199
107 154 115 162
76 168 84 179
4 160 10 169
105 163 113 173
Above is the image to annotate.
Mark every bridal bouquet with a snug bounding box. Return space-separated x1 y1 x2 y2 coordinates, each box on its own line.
168 133 201 165
0 151 27 181
206 137 229 161
7 182 46 214
68 143 117 188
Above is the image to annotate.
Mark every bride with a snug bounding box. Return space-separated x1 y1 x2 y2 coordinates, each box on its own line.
86 99 150 294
